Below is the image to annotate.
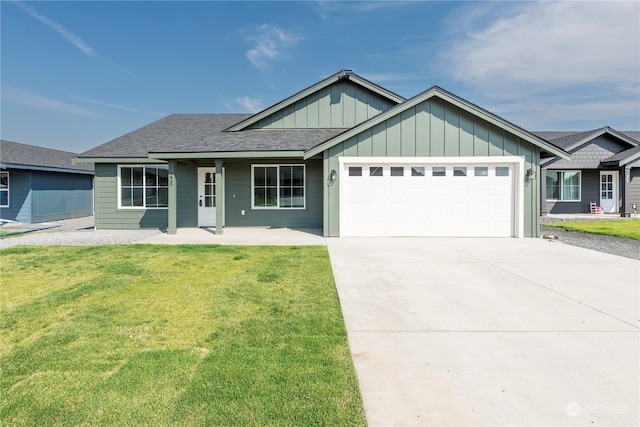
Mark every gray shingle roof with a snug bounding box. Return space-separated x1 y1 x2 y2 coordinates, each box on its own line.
78 114 349 158
602 144 640 165
533 128 639 150
1 140 94 172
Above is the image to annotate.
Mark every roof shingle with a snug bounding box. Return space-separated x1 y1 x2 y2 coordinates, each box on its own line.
1 140 94 172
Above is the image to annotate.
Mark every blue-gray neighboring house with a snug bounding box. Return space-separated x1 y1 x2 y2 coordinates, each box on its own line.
0 140 94 223
76 70 571 238
536 128 640 216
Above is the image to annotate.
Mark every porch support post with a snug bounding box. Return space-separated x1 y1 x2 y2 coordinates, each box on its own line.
167 160 177 234
540 166 547 216
621 166 631 217
215 159 223 235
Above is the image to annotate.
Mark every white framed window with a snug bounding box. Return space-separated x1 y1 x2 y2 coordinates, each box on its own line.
118 165 169 209
546 170 581 201
252 164 305 209
0 172 8 207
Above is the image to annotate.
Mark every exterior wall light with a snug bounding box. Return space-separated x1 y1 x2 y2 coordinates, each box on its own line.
526 168 536 180
329 169 337 183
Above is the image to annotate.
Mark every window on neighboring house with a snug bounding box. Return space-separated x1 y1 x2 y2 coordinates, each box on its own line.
546 171 581 201
119 165 169 208
252 165 305 209
0 172 8 207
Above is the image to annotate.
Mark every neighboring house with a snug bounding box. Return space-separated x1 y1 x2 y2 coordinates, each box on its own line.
0 140 94 223
536 128 640 216
76 69 569 238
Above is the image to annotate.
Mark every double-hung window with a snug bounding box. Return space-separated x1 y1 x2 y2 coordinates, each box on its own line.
546 171 580 201
119 165 169 208
0 172 8 207
252 165 305 209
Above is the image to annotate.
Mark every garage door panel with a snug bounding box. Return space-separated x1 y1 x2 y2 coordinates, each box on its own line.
341 161 516 237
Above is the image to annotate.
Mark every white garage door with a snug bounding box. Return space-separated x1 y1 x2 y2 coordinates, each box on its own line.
340 158 520 237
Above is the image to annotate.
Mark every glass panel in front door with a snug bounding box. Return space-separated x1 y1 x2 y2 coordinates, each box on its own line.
601 174 613 199
204 172 215 207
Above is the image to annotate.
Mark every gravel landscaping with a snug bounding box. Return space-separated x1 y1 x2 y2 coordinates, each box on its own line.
0 216 161 249
541 216 639 260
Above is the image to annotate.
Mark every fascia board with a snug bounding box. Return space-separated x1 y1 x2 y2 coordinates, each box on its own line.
73 157 166 164
305 87 571 160
348 75 406 104
0 163 94 175
148 151 305 159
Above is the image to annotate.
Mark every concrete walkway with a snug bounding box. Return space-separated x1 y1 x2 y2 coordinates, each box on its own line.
327 237 639 426
135 227 326 246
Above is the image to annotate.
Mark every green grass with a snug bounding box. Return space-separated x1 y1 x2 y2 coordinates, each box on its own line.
544 219 640 240
0 245 366 426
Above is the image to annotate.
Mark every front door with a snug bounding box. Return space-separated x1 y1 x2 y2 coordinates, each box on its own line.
600 171 618 213
198 168 216 227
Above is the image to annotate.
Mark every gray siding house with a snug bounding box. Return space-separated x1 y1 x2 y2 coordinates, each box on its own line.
537 128 640 216
76 70 569 237
0 140 94 223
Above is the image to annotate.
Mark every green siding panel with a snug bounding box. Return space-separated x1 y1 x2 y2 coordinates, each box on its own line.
94 164 167 230
224 158 322 228
430 99 446 156
252 80 395 129
445 105 460 157
323 98 543 237
460 112 474 156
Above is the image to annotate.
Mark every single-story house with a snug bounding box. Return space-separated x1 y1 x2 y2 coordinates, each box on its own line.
536 128 640 216
75 69 570 238
0 140 94 223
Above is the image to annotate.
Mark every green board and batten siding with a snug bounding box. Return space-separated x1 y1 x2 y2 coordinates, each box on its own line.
95 160 323 230
323 97 541 237
94 163 196 230
251 80 397 129
223 159 323 228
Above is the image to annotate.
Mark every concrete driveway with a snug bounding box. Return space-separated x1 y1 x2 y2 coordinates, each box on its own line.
327 237 639 427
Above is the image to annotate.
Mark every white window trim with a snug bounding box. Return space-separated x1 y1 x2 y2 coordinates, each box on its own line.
0 171 9 207
546 170 581 202
251 164 306 210
117 165 169 210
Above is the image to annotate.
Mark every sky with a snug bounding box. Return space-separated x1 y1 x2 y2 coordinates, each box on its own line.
1 0 639 154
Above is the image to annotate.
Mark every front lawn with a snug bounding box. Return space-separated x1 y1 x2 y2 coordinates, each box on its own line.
543 219 640 240
0 245 365 426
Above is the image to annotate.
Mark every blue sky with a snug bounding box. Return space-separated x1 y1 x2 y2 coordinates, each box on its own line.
1 1 639 153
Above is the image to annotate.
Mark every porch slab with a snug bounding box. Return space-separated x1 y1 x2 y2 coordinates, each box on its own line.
134 227 326 246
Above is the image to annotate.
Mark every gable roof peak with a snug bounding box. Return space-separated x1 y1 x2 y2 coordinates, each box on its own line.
225 69 406 131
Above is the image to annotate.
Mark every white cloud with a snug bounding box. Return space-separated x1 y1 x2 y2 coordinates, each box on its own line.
245 25 300 70
235 96 263 113
442 1 640 129
3 86 99 117
13 0 97 57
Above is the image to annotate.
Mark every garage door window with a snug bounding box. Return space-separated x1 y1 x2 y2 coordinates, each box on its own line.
253 165 305 209
432 167 446 177
411 167 425 176
474 167 488 177
370 167 383 177
454 167 467 177
496 167 510 177
348 167 362 176
391 167 404 176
